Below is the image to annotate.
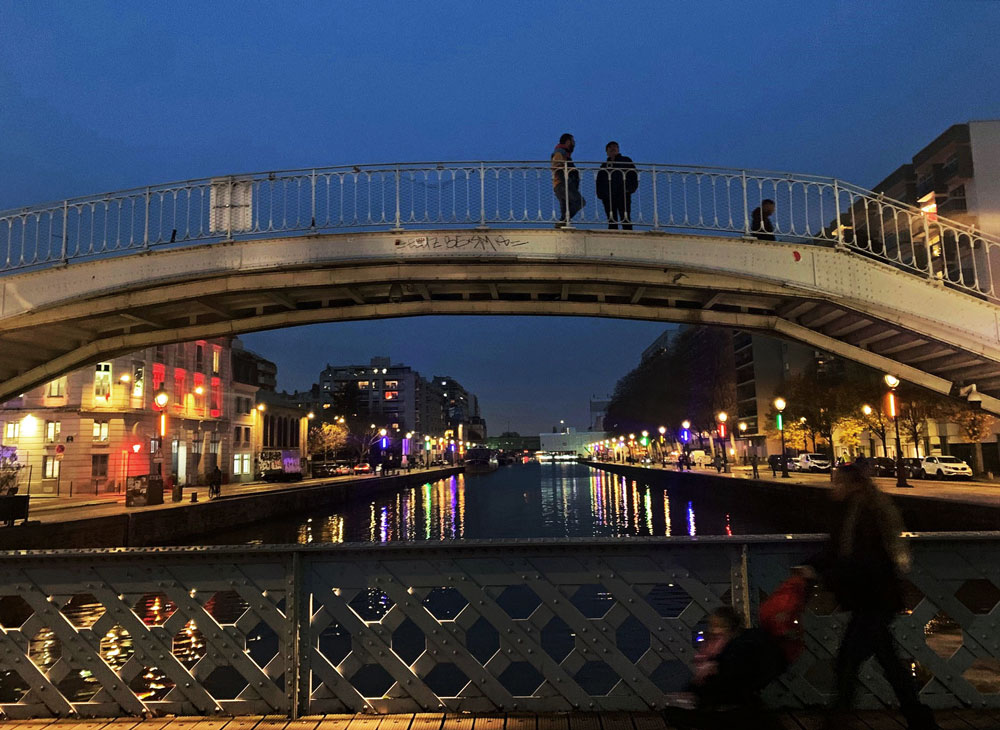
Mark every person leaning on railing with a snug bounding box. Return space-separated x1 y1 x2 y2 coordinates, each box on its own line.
750 199 776 240
551 133 585 227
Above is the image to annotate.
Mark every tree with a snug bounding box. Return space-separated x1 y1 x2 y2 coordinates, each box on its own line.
309 422 348 464
834 415 868 456
947 406 997 476
898 384 950 459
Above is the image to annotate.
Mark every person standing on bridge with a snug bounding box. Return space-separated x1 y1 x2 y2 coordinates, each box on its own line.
750 199 776 240
552 133 584 227
596 141 638 230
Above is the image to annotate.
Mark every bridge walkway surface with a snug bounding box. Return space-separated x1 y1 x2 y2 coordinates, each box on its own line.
3 710 1000 730
0 709 1000 730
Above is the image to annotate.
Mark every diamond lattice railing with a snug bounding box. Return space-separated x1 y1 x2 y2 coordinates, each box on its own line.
0 536 997 717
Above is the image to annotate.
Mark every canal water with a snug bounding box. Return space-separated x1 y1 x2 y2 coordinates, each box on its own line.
201 461 813 545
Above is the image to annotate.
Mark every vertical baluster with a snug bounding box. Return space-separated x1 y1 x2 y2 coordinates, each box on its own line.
833 180 845 249
741 171 750 234
651 166 659 230
393 167 402 231
61 200 69 263
479 162 487 229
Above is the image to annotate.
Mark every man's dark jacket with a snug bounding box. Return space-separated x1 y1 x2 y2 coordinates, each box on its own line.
596 155 639 202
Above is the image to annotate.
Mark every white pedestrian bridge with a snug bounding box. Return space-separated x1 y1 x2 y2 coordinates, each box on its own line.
2 161 1000 410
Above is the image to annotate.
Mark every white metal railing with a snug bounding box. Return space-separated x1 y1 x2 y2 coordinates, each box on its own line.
2 162 999 302
0 535 997 717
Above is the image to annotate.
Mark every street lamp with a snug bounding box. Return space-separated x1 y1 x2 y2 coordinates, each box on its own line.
154 388 170 410
799 416 807 452
884 374 910 488
716 412 729 472
774 397 789 478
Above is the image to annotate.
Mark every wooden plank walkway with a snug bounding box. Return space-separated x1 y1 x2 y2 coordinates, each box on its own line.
2 712 1000 730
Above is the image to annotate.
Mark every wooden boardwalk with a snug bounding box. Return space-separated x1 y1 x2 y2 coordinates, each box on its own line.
0 711 999 730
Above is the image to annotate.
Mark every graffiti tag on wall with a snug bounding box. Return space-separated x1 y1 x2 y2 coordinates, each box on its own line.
395 234 529 252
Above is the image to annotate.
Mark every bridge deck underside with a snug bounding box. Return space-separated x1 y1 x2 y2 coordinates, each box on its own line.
1 260 999 403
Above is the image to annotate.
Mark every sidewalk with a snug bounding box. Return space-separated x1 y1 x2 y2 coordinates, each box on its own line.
591 460 1000 510
16 466 452 526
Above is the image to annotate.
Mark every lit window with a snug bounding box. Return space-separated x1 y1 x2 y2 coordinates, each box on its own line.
209 435 219 454
43 456 60 480
358 380 369 389
94 362 113 401
385 391 399 401
93 420 109 442
233 454 243 475
210 377 222 417
47 378 66 397
152 362 166 391
194 374 206 410
242 453 251 473
212 347 221 375
174 369 187 405
132 365 144 398
91 454 109 478
385 380 399 389
45 421 61 443
4 422 19 440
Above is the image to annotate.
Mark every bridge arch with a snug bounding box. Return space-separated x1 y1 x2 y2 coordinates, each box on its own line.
2 162 1000 411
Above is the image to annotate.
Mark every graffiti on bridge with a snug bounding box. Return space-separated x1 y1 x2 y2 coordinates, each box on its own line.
395 233 529 252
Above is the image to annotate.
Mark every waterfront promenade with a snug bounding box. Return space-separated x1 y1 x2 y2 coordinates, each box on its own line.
0 466 461 548
584 460 1000 512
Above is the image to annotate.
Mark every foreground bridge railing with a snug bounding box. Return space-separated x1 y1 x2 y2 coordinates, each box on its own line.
2 162 999 303
0 535 997 718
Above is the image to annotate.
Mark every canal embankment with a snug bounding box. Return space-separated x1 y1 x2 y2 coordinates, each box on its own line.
582 460 1000 532
0 467 462 549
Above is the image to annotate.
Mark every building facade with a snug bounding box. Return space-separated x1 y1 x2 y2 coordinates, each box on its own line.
0 338 238 495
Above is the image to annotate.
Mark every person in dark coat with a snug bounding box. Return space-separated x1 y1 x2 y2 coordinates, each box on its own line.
596 142 639 230
750 199 776 240
810 465 938 730
749 453 760 479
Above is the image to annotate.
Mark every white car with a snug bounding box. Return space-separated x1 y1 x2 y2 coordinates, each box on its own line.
794 453 832 472
919 455 973 480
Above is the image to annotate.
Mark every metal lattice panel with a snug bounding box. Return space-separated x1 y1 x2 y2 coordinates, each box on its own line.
0 536 997 717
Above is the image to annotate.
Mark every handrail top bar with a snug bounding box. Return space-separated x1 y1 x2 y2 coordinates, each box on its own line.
0 159 977 235
0 531 996 560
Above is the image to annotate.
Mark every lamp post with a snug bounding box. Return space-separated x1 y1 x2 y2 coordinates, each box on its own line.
716 411 729 472
884 375 910 488
774 398 789 478
658 426 666 466
799 416 807 453
738 421 747 461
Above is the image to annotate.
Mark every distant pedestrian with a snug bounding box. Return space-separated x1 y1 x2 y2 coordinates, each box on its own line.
810 465 938 730
596 141 638 230
750 199 776 240
209 466 222 499
770 456 778 478
551 133 585 227
750 453 760 479
714 453 724 473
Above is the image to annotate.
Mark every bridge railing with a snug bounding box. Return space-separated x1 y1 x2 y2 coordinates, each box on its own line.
2 162 999 302
0 535 997 717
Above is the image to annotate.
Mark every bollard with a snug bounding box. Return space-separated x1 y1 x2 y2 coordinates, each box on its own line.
190 491 198 503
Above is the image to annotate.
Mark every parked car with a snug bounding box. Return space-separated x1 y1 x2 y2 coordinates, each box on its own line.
919 455 973 480
353 463 373 474
793 453 832 472
870 457 897 478
899 457 923 479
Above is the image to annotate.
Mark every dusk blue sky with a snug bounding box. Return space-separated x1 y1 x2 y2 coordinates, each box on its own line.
2 1 999 434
